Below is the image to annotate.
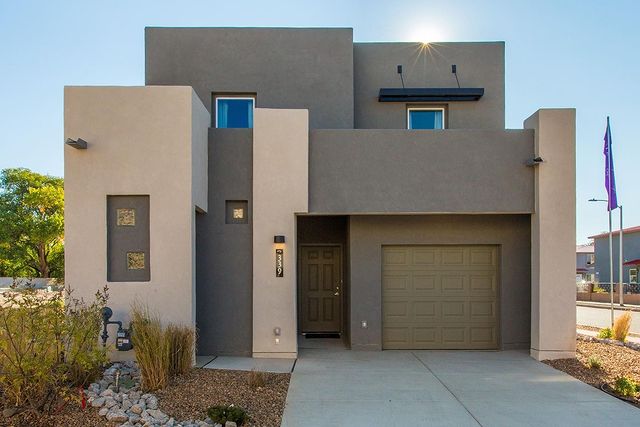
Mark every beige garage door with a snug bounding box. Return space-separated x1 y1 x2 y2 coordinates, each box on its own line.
382 245 499 350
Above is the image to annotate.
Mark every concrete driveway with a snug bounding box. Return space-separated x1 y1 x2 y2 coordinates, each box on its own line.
281 349 640 427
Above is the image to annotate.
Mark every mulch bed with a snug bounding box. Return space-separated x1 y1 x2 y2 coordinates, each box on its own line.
0 405 107 427
544 338 640 405
1 368 290 427
155 369 290 427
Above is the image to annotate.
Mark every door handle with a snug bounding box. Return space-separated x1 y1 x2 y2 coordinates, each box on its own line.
334 285 340 296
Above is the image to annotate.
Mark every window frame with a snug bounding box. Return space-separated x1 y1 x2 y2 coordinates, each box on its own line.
630 268 638 284
214 96 256 129
406 106 446 130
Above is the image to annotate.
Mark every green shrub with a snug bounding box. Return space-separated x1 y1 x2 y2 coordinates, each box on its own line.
207 404 248 426
614 376 638 397
587 356 602 369
0 285 108 415
130 304 196 391
597 327 613 339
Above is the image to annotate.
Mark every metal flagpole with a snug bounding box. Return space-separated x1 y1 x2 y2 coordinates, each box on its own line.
619 206 624 306
607 117 614 327
609 207 614 327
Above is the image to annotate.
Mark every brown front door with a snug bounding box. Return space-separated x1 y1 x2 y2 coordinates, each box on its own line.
299 246 342 333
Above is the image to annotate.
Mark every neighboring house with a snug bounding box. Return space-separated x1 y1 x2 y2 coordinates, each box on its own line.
590 226 640 285
63 27 576 361
576 243 595 284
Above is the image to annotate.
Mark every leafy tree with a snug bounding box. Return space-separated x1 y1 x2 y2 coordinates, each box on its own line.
0 168 64 278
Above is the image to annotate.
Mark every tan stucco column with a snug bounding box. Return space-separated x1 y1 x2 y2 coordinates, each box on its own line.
64 86 209 361
525 109 576 360
252 108 309 358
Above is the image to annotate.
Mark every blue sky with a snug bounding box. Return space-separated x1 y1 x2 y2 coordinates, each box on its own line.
1 0 638 243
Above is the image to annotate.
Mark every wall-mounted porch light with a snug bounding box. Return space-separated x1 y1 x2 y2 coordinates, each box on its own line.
65 138 88 149
274 235 286 244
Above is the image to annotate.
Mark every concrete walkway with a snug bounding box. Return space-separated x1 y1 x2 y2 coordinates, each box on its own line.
281 349 640 427
577 304 640 334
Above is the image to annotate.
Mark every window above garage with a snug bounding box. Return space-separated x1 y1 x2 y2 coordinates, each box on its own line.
407 107 445 130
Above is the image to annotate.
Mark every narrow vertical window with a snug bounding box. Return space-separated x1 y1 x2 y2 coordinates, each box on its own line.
215 97 254 128
407 107 445 130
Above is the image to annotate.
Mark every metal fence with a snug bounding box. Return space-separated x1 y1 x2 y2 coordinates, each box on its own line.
585 282 640 294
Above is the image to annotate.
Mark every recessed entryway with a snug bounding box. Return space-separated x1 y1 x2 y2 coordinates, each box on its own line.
382 245 499 350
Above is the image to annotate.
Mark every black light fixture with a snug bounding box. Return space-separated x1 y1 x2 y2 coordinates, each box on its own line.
526 156 544 167
274 235 285 244
65 138 88 149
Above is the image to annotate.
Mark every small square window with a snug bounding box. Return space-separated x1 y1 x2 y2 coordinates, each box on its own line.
215 97 254 128
408 108 445 129
226 200 249 224
630 269 638 284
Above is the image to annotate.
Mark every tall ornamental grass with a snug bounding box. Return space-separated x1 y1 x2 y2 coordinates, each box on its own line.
130 304 195 391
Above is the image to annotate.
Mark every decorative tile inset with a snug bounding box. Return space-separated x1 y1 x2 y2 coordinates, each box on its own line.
233 208 244 219
117 208 136 226
127 252 145 270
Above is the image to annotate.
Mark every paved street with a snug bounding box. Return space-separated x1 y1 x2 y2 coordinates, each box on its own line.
577 304 640 333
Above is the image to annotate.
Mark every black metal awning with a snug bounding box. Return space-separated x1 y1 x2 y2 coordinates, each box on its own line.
378 88 484 102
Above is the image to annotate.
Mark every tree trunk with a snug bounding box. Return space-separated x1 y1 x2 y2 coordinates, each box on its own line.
37 243 49 278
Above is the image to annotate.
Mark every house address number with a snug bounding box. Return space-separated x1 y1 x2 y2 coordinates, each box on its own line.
276 249 284 277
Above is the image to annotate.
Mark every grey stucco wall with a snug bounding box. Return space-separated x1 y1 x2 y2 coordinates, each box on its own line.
353 42 505 130
309 129 534 214
348 214 531 351
594 232 640 283
196 129 253 356
145 27 354 130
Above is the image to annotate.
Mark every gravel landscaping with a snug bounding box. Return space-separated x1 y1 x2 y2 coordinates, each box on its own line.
1 362 290 427
544 337 640 406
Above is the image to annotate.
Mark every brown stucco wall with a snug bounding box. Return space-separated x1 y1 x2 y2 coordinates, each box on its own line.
354 42 505 130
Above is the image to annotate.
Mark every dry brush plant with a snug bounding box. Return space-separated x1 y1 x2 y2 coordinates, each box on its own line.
613 312 633 342
130 304 196 392
0 284 108 416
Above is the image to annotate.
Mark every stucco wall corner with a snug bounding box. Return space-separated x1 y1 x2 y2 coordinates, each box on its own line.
525 108 577 361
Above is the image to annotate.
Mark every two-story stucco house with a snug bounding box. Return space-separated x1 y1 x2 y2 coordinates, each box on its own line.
576 243 595 284
591 226 640 287
64 27 576 361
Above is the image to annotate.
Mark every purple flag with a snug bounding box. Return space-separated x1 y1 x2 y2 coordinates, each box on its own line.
604 116 618 211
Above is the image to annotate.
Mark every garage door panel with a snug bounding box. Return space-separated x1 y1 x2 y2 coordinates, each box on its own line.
382 245 499 350
441 275 466 292
383 272 410 292
413 274 437 292
412 248 437 265
441 248 465 265
383 301 409 321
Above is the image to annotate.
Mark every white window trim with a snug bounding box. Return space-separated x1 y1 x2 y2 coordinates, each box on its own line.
407 107 446 130
630 268 638 284
214 96 256 128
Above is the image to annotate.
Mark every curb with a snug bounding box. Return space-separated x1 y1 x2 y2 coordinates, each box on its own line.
576 301 640 312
